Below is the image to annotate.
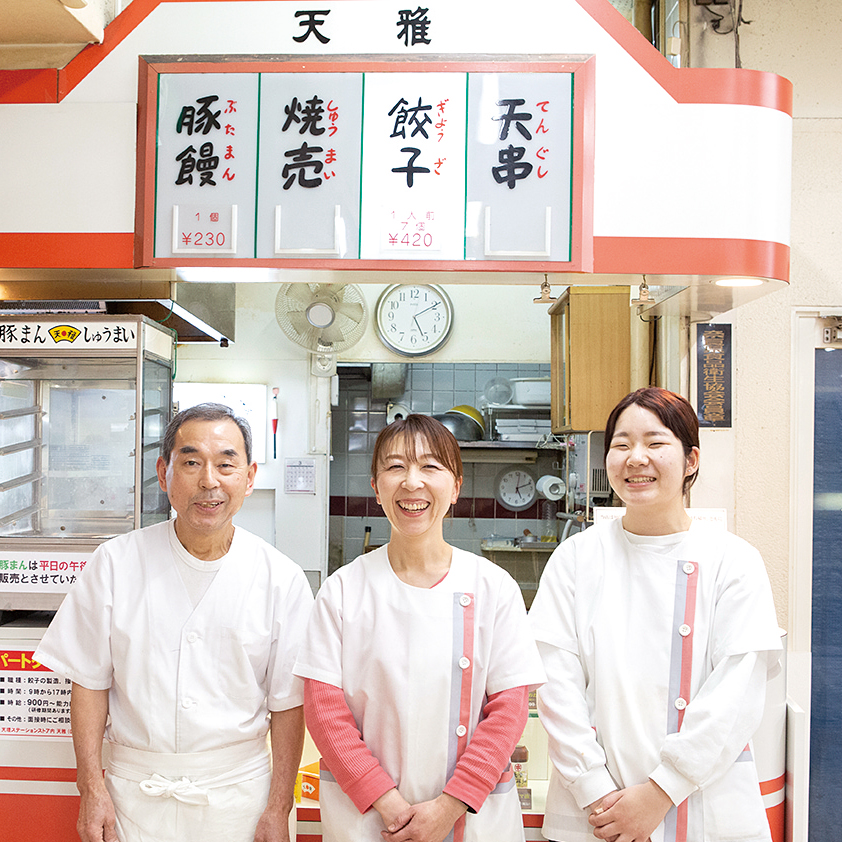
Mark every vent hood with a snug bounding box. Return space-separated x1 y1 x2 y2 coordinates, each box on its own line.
0 269 235 344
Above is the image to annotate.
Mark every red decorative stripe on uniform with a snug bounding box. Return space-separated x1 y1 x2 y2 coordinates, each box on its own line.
457 595 475 760
677 565 698 730
451 593 475 842
674 562 699 842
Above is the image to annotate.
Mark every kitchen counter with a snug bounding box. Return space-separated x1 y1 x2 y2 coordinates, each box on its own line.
480 543 557 608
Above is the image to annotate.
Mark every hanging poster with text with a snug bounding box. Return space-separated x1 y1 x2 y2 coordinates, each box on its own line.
696 323 732 428
0 320 139 350
0 550 89 595
0 653 72 738
138 58 592 270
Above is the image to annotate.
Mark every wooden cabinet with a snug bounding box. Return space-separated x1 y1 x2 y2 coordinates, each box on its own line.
549 286 631 432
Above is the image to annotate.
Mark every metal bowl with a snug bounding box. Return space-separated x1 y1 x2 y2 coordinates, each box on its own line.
433 412 483 442
447 405 486 436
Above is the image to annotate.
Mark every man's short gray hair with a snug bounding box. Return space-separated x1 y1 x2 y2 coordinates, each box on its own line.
161 403 253 465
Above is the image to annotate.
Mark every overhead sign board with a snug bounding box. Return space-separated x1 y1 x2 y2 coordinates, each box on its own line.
136 57 593 271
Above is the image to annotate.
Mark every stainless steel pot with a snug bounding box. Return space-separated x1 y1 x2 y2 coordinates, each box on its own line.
433 412 483 441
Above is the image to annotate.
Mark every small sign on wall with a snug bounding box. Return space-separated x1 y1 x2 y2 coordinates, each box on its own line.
696 324 732 428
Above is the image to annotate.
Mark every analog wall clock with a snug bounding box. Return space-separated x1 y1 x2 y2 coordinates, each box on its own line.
494 466 537 512
374 283 454 357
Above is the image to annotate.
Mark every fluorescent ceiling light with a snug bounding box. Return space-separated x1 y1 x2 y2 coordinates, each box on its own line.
715 277 764 287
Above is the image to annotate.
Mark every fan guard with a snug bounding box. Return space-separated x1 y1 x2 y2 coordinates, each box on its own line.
274 283 368 354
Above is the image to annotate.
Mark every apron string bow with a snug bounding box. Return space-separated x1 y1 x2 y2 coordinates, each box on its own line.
139 773 210 805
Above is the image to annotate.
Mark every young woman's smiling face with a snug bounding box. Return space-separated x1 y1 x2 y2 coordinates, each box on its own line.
371 433 461 540
605 404 699 514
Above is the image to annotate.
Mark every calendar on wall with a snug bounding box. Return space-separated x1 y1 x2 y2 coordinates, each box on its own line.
285 458 317 494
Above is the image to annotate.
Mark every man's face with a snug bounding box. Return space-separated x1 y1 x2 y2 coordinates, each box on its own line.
156 418 256 547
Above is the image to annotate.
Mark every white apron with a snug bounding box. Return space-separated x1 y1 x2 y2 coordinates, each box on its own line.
296 546 545 842
106 739 271 842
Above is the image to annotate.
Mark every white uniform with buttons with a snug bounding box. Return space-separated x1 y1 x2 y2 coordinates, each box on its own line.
295 545 546 842
35 519 314 842
529 518 781 842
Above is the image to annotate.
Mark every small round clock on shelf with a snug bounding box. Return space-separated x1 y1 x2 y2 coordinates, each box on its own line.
374 283 454 357
494 466 537 512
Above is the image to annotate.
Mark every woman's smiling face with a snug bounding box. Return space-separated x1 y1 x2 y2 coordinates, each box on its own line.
605 404 699 512
372 433 462 539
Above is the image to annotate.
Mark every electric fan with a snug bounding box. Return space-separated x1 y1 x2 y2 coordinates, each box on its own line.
274 283 368 376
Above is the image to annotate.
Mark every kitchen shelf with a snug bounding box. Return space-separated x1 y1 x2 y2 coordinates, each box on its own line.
480 544 557 552
458 438 567 463
485 404 552 412
458 441 540 463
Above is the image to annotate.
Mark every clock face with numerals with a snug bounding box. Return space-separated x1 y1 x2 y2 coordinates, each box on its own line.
495 467 537 512
374 284 454 357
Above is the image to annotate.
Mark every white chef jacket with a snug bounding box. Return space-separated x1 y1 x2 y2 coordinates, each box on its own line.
529 519 781 842
35 520 314 753
294 545 546 842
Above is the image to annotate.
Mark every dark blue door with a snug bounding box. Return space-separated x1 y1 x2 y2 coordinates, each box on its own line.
809 347 842 838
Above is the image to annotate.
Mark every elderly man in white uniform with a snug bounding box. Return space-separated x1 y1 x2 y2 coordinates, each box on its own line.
35 403 314 842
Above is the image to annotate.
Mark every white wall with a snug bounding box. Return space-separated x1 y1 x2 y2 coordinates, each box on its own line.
174 284 325 580
341 283 553 364
175 281 552 579
689 1 842 629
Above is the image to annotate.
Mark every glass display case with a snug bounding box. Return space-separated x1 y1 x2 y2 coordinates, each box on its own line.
0 315 175 610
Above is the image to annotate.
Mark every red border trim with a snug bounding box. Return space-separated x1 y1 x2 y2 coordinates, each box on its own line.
594 236 789 282
0 792 80 842
0 233 134 269
766 800 785 842
0 233 790 282
0 69 59 104
0 0 792 113
759 773 786 796
0 766 77 782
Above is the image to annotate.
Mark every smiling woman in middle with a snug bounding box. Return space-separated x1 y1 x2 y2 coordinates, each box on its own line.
294 414 545 842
